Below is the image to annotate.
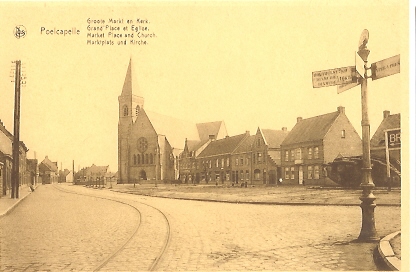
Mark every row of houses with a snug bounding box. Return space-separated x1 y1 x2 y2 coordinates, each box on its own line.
117 59 401 186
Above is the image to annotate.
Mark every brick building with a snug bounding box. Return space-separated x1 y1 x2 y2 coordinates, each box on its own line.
118 59 226 184
280 106 362 186
250 127 289 185
0 119 29 195
39 156 58 184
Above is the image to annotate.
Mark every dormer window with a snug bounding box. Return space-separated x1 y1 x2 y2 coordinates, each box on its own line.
341 130 346 138
136 105 140 116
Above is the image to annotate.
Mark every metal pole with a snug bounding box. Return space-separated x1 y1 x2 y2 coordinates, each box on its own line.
384 131 391 191
357 47 379 241
11 60 21 199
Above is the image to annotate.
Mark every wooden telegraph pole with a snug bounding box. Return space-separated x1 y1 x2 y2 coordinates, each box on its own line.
11 60 22 199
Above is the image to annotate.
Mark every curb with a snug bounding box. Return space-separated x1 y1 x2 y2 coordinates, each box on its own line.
377 230 401 271
110 189 401 207
0 188 33 219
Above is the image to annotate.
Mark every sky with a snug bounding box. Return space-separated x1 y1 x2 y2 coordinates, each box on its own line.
0 0 408 174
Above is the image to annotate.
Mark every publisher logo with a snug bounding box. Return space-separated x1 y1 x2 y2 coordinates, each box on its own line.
14 25 26 39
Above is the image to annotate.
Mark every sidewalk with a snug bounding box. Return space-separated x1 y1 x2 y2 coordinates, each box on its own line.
0 184 35 218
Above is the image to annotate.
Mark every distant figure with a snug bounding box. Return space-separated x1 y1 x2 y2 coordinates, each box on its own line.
279 178 283 185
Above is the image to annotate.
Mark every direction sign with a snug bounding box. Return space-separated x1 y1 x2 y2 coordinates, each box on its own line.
312 66 356 88
337 81 360 94
371 54 400 81
386 128 401 149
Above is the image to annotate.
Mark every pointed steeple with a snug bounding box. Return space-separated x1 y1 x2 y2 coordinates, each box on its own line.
121 58 142 97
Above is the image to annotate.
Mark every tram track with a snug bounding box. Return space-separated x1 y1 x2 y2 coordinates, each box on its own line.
52 184 171 271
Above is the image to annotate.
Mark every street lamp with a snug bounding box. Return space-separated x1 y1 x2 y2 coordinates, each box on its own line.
357 30 378 241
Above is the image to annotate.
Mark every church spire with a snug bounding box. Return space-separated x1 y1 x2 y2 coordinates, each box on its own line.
121 58 142 97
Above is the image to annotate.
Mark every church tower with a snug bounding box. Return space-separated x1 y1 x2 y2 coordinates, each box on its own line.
118 59 144 183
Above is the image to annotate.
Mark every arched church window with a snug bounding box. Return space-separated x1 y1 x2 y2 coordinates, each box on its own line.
136 105 140 116
142 154 145 164
137 154 141 165
149 154 153 164
133 154 137 165
123 105 128 116
145 154 149 164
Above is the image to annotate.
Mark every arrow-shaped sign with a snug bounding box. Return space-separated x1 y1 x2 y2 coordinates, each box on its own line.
371 54 400 80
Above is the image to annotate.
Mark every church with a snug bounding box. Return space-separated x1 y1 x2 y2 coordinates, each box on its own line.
118 59 227 184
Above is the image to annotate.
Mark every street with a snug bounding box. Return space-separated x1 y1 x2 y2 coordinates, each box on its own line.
0 184 400 271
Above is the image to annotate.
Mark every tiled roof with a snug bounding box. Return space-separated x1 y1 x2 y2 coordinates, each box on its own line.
88 164 109 175
281 111 340 146
196 121 226 141
198 133 248 158
0 130 12 156
40 156 58 172
233 135 256 154
370 113 400 148
146 110 200 149
262 129 289 148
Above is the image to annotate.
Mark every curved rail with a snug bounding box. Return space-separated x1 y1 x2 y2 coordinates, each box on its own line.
52 184 171 271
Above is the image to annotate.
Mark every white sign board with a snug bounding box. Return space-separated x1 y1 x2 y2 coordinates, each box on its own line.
371 54 400 80
312 66 355 88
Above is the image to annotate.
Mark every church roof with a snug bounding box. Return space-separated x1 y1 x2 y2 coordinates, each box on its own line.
281 111 340 146
121 58 142 97
196 121 226 141
146 110 200 149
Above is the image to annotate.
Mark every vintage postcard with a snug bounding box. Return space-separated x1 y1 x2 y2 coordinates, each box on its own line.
0 1 411 271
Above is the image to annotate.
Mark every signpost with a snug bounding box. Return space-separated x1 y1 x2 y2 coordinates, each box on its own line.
311 29 401 242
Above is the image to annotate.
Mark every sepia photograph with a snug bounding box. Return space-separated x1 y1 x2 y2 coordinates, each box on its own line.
0 0 411 271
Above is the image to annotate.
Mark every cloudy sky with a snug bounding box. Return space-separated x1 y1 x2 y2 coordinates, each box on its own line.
0 0 408 173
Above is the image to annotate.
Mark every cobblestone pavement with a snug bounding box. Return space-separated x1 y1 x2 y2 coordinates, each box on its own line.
0 184 401 271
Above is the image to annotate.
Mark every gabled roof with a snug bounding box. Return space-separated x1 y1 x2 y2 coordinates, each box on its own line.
261 129 289 148
198 133 248 158
40 156 58 172
233 135 255 154
87 164 109 176
281 111 340 146
370 113 400 148
196 121 227 141
0 130 12 156
146 110 200 149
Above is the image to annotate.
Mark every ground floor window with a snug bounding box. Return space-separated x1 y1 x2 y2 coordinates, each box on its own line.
240 170 244 181
254 169 261 180
314 165 320 179
307 166 313 179
290 167 295 179
285 167 289 179
246 170 249 180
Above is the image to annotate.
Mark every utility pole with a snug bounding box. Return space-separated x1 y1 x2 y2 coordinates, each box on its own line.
11 60 22 199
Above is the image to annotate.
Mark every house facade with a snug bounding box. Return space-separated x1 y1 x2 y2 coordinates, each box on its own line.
280 106 362 186
39 156 58 184
0 119 29 196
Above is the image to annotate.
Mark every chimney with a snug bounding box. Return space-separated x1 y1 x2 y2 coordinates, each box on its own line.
337 106 345 114
209 135 215 140
246 130 250 135
282 127 287 131
297 117 303 123
383 110 390 119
